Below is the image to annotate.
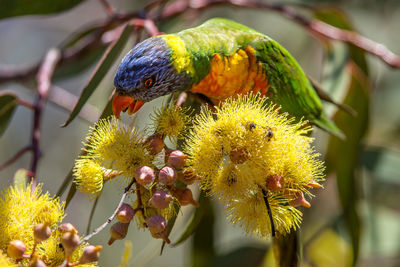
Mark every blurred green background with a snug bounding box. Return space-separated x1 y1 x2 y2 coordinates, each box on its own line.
1 0 400 266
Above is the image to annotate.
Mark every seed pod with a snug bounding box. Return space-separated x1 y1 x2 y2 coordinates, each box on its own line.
167 150 187 169
116 203 136 223
145 135 165 155
135 166 155 186
148 190 173 209
229 147 250 164
79 245 103 264
266 174 284 192
7 240 26 259
108 222 130 245
61 231 80 257
33 223 52 243
178 188 199 207
146 215 170 243
158 166 177 185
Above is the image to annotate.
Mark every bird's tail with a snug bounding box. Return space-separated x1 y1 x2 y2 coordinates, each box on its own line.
312 112 345 139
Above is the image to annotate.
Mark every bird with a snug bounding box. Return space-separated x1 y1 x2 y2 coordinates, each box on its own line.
112 18 343 137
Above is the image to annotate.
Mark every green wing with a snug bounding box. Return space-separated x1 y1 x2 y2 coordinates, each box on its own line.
177 18 344 137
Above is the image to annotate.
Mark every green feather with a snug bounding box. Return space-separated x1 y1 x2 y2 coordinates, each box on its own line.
173 18 343 137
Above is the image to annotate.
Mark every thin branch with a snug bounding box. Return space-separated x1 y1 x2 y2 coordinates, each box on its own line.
131 19 161 36
30 48 61 191
97 0 115 16
159 0 400 68
0 146 32 171
79 179 135 245
17 98 35 110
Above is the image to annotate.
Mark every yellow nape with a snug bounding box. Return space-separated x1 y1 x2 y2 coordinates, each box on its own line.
163 35 195 75
191 46 270 103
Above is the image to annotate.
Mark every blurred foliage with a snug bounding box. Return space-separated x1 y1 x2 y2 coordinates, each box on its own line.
0 0 400 266
0 0 85 19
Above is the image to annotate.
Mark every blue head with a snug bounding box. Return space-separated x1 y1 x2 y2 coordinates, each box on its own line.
114 37 191 102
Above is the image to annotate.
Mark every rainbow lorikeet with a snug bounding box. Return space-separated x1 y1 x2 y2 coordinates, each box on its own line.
112 18 342 136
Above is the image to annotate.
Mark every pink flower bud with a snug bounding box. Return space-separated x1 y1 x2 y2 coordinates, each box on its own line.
33 223 52 243
158 166 177 185
146 135 165 155
135 166 155 186
79 245 103 264
178 168 199 185
167 150 187 169
58 223 77 233
108 222 130 245
116 203 136 223
148 190 173 209
146 215 170 243
61 231 80 257
7 240 26 259
266 174 284 192
179 188 199 207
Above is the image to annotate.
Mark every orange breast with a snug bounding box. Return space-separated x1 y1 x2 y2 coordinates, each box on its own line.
190 46 270 103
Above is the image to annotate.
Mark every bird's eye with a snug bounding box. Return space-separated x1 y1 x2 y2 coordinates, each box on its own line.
144 78 153 87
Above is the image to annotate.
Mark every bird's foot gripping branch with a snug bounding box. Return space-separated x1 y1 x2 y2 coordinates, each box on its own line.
72 93 325 246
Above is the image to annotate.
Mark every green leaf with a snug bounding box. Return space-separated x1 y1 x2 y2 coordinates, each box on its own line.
211 245 268 267
62 23 133 127
173 191 207 247
0 93 18 137
273 230 300 267
325 63 371 265
0 0 86 19
160 201 180 255
13 168 29 188
57 98 113 204
191 194 215 267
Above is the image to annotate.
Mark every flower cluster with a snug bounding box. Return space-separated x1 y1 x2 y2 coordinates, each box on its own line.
184 94 325 237
0 183 100 266
73 103 198 244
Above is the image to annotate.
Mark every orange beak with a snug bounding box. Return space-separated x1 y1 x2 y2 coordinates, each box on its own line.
112 93 145 119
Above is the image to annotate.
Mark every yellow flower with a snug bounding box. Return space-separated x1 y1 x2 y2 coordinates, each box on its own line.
0 250 16 267
150 102 190 141
184 94 324 236
73 158 104 197
84 116 154 179
37 230 95 267
0 183 65 254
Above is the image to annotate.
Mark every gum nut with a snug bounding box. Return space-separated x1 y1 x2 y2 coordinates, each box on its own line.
146 135 165 155
266 174 284 192
33 223 52 242
135 166 155 185
7 240 26 259
179 168 198 185
79 245 103 264
116 203 136 223
167 150 187 169
158 166 177 185
58 223 77 233
61 231 80 256
108 222 130 245
148 190 173 209
179 188 199 207
146 215 166 236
